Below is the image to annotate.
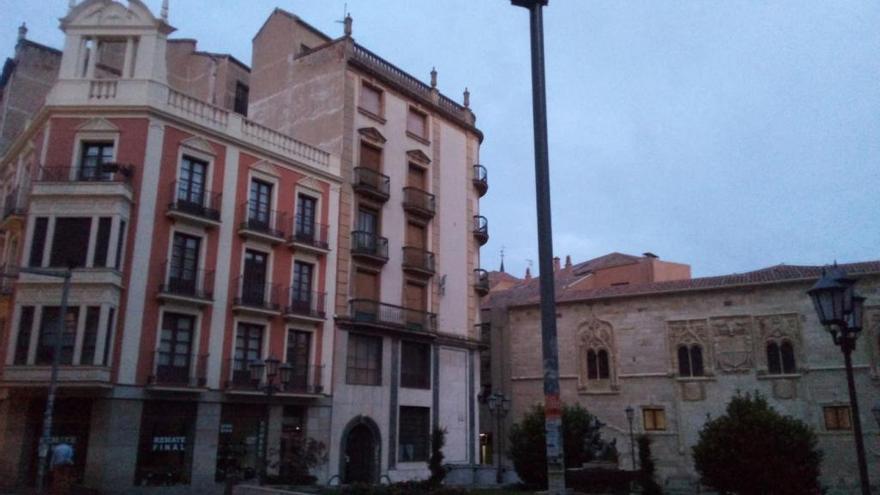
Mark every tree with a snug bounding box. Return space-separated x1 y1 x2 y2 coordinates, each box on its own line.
692 392 822 495
428 427 447 486
508 403 607 488
637 434 663 495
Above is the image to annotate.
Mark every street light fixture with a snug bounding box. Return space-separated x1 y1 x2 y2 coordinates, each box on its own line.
808 266 870 495
625 406 636 470
486 392 511 485
248 356 292 485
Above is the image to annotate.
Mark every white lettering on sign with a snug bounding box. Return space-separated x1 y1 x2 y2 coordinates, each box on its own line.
151 436 187 452
545 419 562 461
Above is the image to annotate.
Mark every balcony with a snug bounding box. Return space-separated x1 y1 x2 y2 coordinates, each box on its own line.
157 262 214 306
226 359 324 396
238 203 286 244
473 164 488 197
1 188 26 231
402 187 435 219
1 365 112 388
34 165 134 203
284 289 326 322
474 269 490 296
166 181 221 228
402 247 435 277
147 352 208 390
348 299 437 334
231 277 282 316
287 220 330 254
353 167 390 202
351 231 389 265
473 216 489 246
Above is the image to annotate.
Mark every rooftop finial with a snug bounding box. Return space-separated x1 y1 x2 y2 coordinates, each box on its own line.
344 13 353 37
500 246 506 273
430 67 437 88
161 0 169 21
463 87 470 108
17 23 27 43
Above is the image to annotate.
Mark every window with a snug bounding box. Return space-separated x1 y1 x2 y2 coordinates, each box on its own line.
135 401 196 486
169 233 201 294
233 323 263 386
677 344 704 378
114 220 126 269
178 156 207 208
295 194 317 240
242 249 268 305
643 408 667 431
586 348 610 380
286 330 311 390
399 406 430 462
401 341 431 389
407 164 427 190
80 306 101 366
157 312 195 384
79 142 114 180
407 108 428 140
102 308 116 366
29 217 48 267
291 261 314 310
234 82 249 116
354 269 379 300
346 333 382 386
248 179 273 229
50 217 91 268
824 406 852 431
766 340 796 375
14 306 34 364
359 143 382 172
360 83 382 116
37 306 79 365
93 217 112 267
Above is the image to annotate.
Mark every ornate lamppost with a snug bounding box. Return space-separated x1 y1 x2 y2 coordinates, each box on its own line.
808 266 870 495
249 357 292 485
625 405 636 470
487 392 511 485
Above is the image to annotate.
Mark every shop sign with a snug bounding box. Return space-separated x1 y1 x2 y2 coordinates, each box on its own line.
151 436 187 452
50 436 77 445
220 423 233 434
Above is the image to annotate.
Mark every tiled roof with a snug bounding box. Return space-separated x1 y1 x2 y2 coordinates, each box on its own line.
572 252 641 275
486 259 880 309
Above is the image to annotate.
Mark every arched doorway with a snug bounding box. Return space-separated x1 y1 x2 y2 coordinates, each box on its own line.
341 416 380 484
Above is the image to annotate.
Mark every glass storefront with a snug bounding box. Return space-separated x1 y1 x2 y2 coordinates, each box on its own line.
134 401 196 486
215 404 265 482
25 398 93 487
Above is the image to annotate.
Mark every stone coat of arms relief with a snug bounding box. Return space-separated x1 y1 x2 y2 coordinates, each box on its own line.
711 316 754 374
576 314 617 393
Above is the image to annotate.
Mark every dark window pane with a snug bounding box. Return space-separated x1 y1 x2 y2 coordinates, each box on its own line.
50 217 91 268
102 308 115 365
766 342 781 375
93 217 112 267
597 349 610 379
677 345 691 377
79 142 113 180
401 341 431 389
234 82 249 116
29 217 48 267
114 220 126 269
37 306 79 365
398 406 429 462
286 330 311 390
781 341 796 374
346 333 382 386
14 306 34 364
690 345 704 377
587 349 597 380
81 306 101 365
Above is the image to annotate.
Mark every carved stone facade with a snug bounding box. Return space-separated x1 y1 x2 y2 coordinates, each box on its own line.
576 314 618 393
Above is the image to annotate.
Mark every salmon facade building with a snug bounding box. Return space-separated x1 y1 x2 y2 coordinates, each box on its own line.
0 1 487 493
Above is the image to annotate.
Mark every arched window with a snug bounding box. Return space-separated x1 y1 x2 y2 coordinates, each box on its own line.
586 348 610 380
767 340 797 375
678 344 704 377
766 342 781 374
780 340 796 374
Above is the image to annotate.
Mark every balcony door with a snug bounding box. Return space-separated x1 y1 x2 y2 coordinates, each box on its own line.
291 261 314 312
406 222 426 250
79 142 113 180
356 208 379 252
295 194 317 240
178 157 207 210
233 323 263 386
157 313 194 385
286 330 312 391
169 233 201 295
248 179 273 229
242 249 268 305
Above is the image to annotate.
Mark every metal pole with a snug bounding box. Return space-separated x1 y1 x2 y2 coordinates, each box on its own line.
842 339 871 495
510 1 565 492
495 409 503 484
36 270 71 494
260 384 272 486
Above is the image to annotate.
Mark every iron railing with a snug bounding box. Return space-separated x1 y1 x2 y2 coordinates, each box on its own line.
233 277 282 312
37 164 133 183
353 167 390 200
474 268 490 294
149 351 208 387
290 219 329 250
473 215 489 244
158 261 214 300
349 299 437 333
473 164 488 195
402 247 435 274
168 180 221 222
402 187 435 216
351 231 389 261
282 364 324 394
285 289 326 320
239 202 286 239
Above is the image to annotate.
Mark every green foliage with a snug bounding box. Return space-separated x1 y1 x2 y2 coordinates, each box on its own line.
269 436 328 485
508 403 605 488
428 427 447 486
692 392 822 495
637 434 663 495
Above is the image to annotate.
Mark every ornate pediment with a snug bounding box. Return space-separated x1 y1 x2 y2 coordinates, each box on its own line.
180 136 216 156
358 127 386 144
406 149 431 165
77 118 119 133
252 160 280 178
577 314 613 349
297 176 323 192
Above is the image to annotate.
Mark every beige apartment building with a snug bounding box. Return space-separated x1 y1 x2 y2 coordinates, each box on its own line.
0 1 487 493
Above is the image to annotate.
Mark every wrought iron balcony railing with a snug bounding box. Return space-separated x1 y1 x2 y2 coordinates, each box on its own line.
148 351 208 388
290 219 329 251
402 187 435 218
473 215 489 245
473 164 488 196
158 261 214 301
233 277 282 312
351 231 389 262
402 247 435 275
349 299 437 333
239 202 287 240
285 289 326 320
38 164 133 183
168 181 221 222
353 167 390 201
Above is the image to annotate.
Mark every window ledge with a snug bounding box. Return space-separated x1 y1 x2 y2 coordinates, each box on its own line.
756 373 802 380
358 107 387 124
675 376 715 383
577 388 620 396
406 131 431 146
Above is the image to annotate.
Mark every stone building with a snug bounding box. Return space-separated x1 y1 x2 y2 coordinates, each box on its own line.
0 1 486 493
483 252 880 492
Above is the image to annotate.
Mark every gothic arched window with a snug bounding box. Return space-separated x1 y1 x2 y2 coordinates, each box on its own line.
586 348 610 380
768 340 797 375
677 344 704 378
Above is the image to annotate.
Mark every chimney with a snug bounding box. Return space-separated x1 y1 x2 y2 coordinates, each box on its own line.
525 267 532 280
17 23 27 43
565 255 572 269
553 257 561 272
643 252 658 259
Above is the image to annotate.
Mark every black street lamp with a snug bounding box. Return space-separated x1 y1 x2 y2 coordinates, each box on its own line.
249 357 292 485
808 266 870 495
625 406 636 470
487 392 511 485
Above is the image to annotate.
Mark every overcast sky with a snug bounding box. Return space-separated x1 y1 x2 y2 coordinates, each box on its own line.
2 1 878 278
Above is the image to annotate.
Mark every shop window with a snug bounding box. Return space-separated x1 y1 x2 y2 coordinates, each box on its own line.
400 341 430 389
346 333 382 386
135 401 196 486
824 406 852 431
398 406 429 462
49 217 91 268
677 344 704 378
643 407 667 431
36 306 79 365
216 404 264 482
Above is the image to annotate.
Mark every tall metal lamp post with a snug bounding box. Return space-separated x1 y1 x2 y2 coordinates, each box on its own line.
487 392 511 484
808 266 870 495
509 0 566 492
249 357 292 485
625 406 636 470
